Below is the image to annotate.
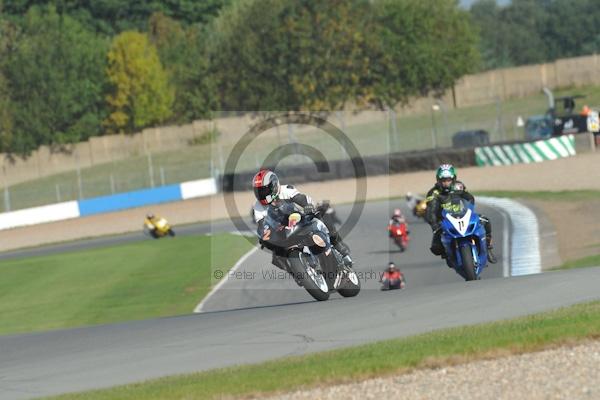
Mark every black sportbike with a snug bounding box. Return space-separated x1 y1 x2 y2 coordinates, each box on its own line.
258 201 361 301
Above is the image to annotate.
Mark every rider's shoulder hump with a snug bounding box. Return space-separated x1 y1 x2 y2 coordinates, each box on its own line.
280 184 300 199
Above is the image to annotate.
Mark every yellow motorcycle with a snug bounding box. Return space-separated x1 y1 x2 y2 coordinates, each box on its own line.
144 214 175 239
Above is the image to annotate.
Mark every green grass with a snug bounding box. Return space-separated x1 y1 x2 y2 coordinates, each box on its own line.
475 190 600 201
46 300 600 400
557 254 600 270
0 233 254 336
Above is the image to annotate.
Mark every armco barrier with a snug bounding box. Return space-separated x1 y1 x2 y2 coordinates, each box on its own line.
475 135 575 166
0 178 217 230
0 201 80 231
221 147 477 192
181 178 218 200
78 184 183 216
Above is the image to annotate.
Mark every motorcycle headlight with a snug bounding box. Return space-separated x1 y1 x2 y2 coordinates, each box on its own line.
312 234 326 247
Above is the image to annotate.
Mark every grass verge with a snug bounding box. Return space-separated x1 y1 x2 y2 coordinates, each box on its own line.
47 300 600 400
556 254 600 270
0 233 254 336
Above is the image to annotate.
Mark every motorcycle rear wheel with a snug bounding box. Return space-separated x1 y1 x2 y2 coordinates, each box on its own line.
337 266 361 297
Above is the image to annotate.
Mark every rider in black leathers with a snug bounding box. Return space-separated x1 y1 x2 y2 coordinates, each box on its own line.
252 170 353 273
425 164 497 264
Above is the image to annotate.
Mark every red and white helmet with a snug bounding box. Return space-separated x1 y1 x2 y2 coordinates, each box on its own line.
393 208 402 218
253 169 280 205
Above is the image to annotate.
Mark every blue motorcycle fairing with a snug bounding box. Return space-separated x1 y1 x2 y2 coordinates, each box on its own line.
440 201 488 277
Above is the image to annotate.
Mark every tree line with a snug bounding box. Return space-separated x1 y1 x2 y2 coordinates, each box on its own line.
0 0 598 156
471 0 600 70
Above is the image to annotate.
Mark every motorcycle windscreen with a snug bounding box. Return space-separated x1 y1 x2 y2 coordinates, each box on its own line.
444 197 470 218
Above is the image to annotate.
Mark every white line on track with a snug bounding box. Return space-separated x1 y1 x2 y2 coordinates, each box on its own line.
193 246 259 313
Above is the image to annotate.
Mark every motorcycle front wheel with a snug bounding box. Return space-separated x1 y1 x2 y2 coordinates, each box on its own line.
288 251 330 301
395 237 406 252
459 245 477 281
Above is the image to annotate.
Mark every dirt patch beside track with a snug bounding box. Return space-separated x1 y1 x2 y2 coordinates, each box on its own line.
527 199 600 264
1 152 598 252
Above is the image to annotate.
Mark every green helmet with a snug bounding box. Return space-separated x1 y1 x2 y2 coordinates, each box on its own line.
436 164 456 182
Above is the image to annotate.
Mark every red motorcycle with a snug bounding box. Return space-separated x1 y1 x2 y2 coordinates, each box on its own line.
388 222 409 252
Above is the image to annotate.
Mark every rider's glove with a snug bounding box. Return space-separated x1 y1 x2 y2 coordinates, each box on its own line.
303 204 315 215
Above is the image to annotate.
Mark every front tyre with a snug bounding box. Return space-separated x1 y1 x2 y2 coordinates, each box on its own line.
337 266 361 297
395 237 405 252
459 245 476 281
288 252 330 301
168 229 176 237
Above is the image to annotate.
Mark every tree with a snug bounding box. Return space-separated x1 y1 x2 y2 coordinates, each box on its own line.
208 0 479 111
0 15 18 152
470 0 513 69
281 0 378 110
2 0 231 35
104 31 174 133
470 0 600 70
148 12 216 122
370 0 480 108
544 0 600 60
207 0 297 110
2 6 108 155
207 0 377 111
497 0 548 66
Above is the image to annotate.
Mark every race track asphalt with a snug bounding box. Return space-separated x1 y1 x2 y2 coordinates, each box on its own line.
2 200 599 400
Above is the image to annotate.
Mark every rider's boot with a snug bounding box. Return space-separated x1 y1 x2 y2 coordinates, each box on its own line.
487 236 498 264
329 233 353 267
334 242 353 267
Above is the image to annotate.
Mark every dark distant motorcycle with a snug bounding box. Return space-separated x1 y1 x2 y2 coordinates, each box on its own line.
316 200 341 228
258 200 361 301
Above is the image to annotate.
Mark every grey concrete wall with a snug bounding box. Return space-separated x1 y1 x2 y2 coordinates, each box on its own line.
574 132 597 153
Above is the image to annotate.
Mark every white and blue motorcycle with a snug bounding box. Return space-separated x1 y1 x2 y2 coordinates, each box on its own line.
440 198 489 281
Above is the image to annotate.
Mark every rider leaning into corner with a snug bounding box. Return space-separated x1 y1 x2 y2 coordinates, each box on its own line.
252 169 354 272
425 164 497 264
